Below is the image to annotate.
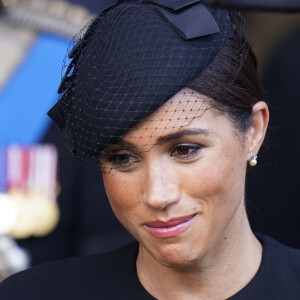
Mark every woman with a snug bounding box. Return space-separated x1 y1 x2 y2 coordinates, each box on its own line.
1 0 299 299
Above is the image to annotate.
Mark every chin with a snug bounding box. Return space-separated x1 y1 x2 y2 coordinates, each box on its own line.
147 240 202 269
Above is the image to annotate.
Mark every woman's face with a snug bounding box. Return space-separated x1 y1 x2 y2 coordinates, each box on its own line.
102 91 252 268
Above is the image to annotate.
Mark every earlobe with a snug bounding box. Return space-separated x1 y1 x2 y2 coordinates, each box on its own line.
246 101 269 161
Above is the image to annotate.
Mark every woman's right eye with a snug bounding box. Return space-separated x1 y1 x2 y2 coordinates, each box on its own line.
104 151 140 170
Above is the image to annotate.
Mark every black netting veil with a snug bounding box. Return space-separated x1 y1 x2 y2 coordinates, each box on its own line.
48 0 249 172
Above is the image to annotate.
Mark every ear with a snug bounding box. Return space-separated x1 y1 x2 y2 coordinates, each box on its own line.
246 101 269 161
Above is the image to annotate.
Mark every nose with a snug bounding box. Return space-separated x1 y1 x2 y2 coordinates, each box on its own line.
143 161 181 210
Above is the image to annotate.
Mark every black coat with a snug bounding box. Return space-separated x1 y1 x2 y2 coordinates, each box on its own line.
1 234 300 299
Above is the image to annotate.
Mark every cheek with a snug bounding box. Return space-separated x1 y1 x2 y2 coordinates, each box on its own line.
180 145 246 208
102 173 141 222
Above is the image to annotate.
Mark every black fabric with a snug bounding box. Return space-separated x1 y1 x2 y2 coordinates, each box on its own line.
0 242 154 300
229 235 300 299
156 2 221 39
147 0 200 10
1 235 300 299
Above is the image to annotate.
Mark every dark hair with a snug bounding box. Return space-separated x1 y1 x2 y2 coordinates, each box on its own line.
188 36 265 134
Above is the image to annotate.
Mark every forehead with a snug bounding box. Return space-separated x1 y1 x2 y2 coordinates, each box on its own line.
122 89 214 149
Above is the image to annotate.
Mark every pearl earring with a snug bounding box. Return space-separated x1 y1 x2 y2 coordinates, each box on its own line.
249 155 258 167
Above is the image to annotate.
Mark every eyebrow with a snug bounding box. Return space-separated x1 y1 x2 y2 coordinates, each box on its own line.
156 128 210 145
113 128 210 150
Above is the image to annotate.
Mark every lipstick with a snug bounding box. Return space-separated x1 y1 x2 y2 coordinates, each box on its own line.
144 214 197 238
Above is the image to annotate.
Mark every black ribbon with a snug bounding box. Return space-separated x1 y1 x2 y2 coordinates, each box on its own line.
99 0 220 40
148 0 220 39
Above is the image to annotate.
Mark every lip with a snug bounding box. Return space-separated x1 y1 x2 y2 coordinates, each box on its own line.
144 214 197 238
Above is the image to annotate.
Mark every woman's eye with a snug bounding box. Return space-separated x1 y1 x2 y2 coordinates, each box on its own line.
170 144 202 159
110 153 131 163
105 151 140 170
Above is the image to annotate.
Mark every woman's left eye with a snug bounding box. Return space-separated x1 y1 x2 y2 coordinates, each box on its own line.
170 144 202 160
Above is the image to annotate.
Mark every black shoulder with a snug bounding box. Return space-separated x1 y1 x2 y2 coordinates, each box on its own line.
226 235 300 300
238 234 300 299
261 234 300 276
0 242 140 300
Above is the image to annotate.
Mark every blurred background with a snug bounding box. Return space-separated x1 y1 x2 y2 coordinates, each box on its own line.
0 0 299 282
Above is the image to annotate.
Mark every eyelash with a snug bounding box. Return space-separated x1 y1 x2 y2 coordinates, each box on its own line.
104 150 140 170
104 143 203 171
170 143 202 160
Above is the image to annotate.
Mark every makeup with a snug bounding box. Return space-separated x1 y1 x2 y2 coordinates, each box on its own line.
144 214 197 238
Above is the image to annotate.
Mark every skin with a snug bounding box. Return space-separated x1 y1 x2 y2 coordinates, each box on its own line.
102 90 269 299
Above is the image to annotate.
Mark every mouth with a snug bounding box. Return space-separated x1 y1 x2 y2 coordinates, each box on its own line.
144 214 197 238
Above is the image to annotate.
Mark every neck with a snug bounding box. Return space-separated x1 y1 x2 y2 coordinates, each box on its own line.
136 208 262 300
